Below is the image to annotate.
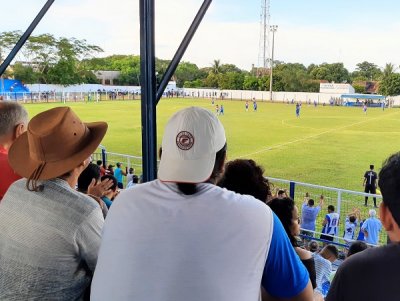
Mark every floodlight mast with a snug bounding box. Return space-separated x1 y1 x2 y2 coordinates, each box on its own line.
269 25 278 101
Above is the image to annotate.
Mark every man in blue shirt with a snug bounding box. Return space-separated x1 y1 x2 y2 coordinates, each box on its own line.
114 162 127 189
301 195 324 236
361 209 382 245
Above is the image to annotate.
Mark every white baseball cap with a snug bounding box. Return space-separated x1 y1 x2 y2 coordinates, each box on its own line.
158 107 226 183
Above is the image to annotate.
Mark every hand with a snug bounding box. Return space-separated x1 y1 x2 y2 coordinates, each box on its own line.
88 178 114 198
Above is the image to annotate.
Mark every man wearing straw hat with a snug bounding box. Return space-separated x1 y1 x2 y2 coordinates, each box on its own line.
0 107 108 300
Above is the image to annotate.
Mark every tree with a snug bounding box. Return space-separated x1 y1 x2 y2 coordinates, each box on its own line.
12 63 37 83
382 63 396 79
353 61 382 81
379 73 400 96
211 59 221 74
218 72 244 90
243 75 259 90
174 62 202 87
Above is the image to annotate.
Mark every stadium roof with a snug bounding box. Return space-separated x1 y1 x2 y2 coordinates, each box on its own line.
340 93 385 100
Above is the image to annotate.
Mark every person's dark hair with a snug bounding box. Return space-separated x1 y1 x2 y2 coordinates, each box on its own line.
77 163 100 193
378 152 400 227
325 244 339 259
177 143 227 195
349 215 356 223
100 174 118 191
268 197 298 247
132 175 139 184
347 241 368 257
328 205 335 212
370 164 374 170
308 240 319 253
96 160 102 166
217 159 270 203
278 189 285 195
308 199 315 206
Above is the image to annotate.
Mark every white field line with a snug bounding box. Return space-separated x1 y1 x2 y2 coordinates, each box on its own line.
239 111 400 158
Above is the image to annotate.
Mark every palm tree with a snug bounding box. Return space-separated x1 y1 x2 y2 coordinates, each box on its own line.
382 63 396 79
211 59 221 74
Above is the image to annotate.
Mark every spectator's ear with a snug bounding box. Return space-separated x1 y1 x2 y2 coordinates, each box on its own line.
14 123 26 139
380 202 396 232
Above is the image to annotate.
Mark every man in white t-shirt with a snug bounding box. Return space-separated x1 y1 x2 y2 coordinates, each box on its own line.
91 107 312 301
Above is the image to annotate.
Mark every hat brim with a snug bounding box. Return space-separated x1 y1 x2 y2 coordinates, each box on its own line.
9 122 108 180
158 152 216 183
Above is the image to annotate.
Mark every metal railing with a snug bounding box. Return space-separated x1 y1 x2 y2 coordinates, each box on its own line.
267 177 386 245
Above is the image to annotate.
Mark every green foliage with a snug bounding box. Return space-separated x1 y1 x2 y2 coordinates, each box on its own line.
353 61 382 81
243 75 260 90
353 84 366 94
12 63 37 83
0 31 103 84
379 73 400 96
174 62 203 87
309 62 350 83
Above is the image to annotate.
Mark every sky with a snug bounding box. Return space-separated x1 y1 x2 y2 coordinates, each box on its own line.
2 0 400 71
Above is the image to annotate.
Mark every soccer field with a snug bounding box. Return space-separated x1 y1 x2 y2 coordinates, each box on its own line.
23 98 400 191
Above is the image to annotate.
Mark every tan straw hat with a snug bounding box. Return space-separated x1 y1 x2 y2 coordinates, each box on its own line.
9 107 107 185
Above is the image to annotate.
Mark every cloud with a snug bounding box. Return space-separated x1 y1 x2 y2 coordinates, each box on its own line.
2 0 400 72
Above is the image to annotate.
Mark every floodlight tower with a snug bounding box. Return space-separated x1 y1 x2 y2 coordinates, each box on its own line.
258 0 271 71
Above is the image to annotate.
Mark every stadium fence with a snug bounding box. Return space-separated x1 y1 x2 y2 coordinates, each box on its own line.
92 148 386 246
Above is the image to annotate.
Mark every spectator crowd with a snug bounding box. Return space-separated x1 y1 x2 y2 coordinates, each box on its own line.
0 103 398 301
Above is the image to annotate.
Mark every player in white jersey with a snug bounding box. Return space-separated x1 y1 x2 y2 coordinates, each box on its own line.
320 205 340 242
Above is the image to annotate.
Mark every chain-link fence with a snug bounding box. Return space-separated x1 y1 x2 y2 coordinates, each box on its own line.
267 177 386 246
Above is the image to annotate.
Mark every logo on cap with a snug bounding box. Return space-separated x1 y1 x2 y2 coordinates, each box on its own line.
176 131 194 150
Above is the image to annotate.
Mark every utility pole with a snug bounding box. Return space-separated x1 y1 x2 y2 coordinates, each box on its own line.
269 25 278 101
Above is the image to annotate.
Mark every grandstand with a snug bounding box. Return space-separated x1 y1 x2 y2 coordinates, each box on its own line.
0 79 30 99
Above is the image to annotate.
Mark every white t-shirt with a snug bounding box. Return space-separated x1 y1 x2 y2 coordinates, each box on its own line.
91 180 309 301
343 217 357 242
323 212 340 235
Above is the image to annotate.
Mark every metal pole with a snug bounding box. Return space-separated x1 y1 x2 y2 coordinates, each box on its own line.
269 25 277 101
0 0 55 76
140 0 157 182
156 0 212 103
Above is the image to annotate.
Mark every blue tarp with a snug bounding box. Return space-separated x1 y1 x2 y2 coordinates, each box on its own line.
340 93 385 100
0 79 30 93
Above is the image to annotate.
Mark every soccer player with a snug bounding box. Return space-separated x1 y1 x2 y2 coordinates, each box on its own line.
296 103 301 117
320 205 340 242
245 100 249 111
363 164 378 207
343 209 360 244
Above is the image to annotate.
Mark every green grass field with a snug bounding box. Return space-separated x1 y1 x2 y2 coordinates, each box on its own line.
23 98 400 192
24 98 397 244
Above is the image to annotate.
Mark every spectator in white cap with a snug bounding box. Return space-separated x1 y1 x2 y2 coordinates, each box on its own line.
91 106 312 301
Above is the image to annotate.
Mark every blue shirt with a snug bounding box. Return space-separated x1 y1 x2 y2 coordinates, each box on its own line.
262 214 310 298
301 204 321 231
101 196 113 209
114 167 123 183
357 221 365 241
361 217 382 245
